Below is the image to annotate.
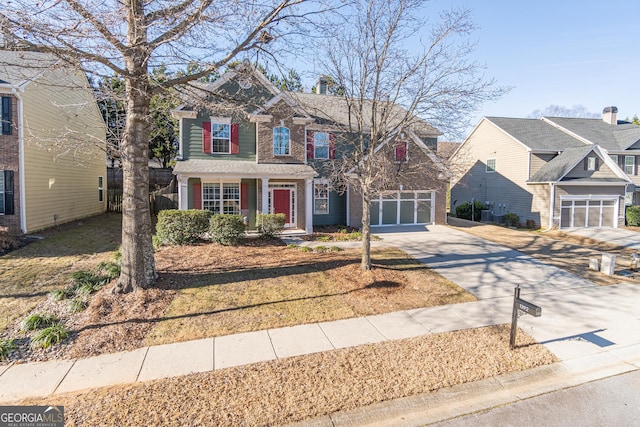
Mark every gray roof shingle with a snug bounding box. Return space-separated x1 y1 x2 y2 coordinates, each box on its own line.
527 145 596 182
0 50 60 87
174 159 317 178
485 117 587 151
543 117 640 150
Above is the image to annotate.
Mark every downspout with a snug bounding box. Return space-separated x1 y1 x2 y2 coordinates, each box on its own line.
547 183 555 231
15 90 27 234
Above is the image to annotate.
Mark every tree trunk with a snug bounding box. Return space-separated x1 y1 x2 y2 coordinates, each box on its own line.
114 58 156 292
361 188 372 270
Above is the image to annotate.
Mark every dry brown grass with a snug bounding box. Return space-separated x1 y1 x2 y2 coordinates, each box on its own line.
0 214 121 332
23 325 556 427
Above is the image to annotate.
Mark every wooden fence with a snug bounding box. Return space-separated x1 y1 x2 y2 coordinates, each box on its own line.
107 190 178 214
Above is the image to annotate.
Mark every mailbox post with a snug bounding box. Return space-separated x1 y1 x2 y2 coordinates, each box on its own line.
510 285 542 349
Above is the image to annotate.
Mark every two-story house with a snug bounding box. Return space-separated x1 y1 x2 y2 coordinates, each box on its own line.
451 107 640 229
0 50 107 234
171 64 447 233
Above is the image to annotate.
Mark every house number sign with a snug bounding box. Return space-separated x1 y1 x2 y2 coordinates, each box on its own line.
509 285 542 349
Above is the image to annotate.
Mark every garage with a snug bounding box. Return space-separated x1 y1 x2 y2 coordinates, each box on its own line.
559 197 618 228
370 191 434 226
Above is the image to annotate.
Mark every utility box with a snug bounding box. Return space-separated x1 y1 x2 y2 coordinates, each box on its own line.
589 257 600 271
601 254 616 275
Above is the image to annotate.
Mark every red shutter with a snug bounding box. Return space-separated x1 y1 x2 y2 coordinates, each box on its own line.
306 131 314 160
329 133 336 159
395 140 407 162
202 122 211 153
193 182 202 210
230 123 240 154
241 183 248 210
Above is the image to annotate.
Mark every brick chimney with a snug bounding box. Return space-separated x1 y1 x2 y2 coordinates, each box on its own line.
603 106 618 125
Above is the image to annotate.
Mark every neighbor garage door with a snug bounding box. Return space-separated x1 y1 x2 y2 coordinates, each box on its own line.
560 198 617 228
370 191 434 226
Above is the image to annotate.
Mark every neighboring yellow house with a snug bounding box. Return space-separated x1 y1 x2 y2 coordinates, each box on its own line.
0 50 106 234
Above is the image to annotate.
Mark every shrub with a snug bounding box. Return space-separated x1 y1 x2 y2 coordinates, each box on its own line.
256 213 286 238
67 298 88 313
626 205 640 226
525 219 538 230
156 209 211 245
504 212 520 227
31 323 69 349
209 214 245 246
455 200 487 221
329 246 342 252
21 313 58 332
0 339 16 361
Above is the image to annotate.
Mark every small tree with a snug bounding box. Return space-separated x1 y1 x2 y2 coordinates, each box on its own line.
316 0 504 270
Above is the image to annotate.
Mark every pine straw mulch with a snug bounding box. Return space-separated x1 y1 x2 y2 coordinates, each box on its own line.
21 324 556 427
2 240 475 363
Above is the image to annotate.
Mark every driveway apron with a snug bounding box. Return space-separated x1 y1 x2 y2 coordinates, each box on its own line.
373 225 640 361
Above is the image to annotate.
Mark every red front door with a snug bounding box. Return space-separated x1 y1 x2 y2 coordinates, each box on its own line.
273 189 291 224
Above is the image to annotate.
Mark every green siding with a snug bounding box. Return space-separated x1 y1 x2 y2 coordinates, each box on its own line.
242 178 258 230
313 191 346 226
183 116 256 161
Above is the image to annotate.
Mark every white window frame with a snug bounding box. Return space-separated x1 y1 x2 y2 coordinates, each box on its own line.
210 116 231 154
625 156 635 175
273 126 290 156
98 176 104 202
202 180 241 215
609 154 618 164
587 156 596 171
486 158 496 173
314 132 330 159
313 180 329 214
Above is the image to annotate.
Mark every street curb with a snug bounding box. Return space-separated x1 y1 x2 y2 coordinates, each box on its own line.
286 348 640 427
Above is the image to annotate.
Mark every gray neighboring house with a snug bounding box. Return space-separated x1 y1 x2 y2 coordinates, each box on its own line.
451 107 640 229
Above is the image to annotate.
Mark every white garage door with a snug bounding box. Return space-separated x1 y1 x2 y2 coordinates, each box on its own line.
560 198 617 228
370 191 434 226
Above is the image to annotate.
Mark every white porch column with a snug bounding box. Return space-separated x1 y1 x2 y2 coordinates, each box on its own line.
261 178 269 214
305 178 313 234
178 176 189 210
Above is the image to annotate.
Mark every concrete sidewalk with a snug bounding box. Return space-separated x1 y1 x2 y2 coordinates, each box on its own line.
0 299 508 403
1 224 639 426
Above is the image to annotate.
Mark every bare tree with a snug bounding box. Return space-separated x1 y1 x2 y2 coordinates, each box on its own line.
1 0 330 292
315 0 504 269
528 105 599 119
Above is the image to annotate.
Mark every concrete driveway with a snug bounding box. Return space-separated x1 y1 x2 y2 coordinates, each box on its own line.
373 225 640 362
565 227 640 250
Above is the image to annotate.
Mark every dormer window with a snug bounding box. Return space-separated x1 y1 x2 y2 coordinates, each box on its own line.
273 126 290 156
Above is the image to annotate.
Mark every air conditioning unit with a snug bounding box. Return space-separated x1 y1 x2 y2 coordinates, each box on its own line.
481 210 493 222
493 214 505 224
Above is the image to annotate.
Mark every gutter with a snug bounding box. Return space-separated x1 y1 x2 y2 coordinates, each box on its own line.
15 90 27 234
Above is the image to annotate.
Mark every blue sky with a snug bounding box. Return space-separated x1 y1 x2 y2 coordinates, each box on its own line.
437 0 639 126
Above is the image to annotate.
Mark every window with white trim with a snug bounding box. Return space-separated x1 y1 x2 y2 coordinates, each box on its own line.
314 132 329 159
314 180 329 214
625 155 635 175
273 126 290 156
98 176 104 202
202 182 240 215
486 158 496 173
587 156 596 171
212 123 231 153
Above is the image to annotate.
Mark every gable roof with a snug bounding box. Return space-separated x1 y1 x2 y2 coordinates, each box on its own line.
0 50 60 89
527 145 630 184
289 92 440 137
543 117 640 151
484 117 587 152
